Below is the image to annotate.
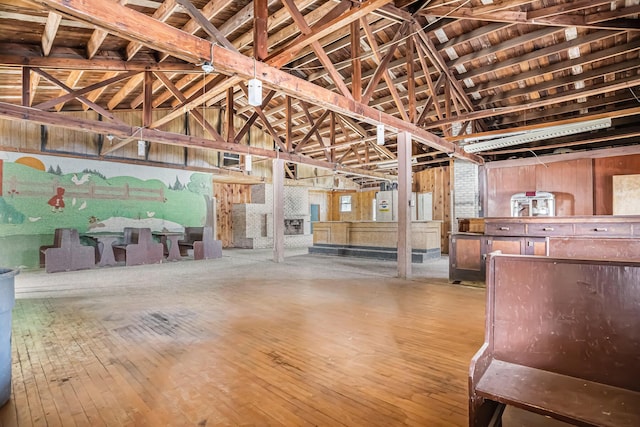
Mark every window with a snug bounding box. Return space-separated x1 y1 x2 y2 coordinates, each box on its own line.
221 152 240 167
340 195 352 212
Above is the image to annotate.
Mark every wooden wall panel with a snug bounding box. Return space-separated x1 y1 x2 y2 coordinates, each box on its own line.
214 182 251 247
414 165 451 253
329 190 377 221
535 159 593 215
148 110 186 165
594 154 640 215
46 111 100 155
486 159 593 217
309 190 330 221
486 165 536 217
0 118 41 150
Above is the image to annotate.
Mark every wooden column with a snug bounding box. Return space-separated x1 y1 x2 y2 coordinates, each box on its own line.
397 131 412 279
143 71 153 127
253 0 268 61
273 158 285 263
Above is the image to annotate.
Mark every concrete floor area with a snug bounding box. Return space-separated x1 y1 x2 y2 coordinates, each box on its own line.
14 249 453 299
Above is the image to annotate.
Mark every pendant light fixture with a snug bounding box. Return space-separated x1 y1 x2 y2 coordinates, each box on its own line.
376 111 385 145
248 58 263 106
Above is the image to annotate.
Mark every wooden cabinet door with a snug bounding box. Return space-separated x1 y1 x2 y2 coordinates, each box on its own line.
449 234 486 282
487 236 524 255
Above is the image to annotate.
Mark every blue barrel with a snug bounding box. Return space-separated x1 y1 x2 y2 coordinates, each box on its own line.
0 268 17 406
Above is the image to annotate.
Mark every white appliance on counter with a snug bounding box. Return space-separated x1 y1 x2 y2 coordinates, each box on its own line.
510 191 555 217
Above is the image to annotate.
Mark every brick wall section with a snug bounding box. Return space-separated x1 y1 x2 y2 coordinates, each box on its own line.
453 160 480 231
233 184 313 248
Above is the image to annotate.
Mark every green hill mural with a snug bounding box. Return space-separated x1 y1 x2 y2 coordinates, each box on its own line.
0 153 213 267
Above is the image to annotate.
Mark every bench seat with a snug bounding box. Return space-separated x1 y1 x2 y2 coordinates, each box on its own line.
469 254 640 427
476 360 640 427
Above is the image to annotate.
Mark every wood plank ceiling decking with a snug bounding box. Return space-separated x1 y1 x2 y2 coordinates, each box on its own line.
0 0 638 186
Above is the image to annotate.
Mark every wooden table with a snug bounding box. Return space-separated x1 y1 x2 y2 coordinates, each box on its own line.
152 231 184 261
82 232 123 267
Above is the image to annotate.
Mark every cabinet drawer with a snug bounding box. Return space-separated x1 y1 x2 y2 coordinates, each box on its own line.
485 222 525 235
526 223 574 236
574 223 632 237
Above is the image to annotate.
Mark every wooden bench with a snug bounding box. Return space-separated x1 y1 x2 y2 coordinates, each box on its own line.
112 227 163 266
39 228 95 273
178 226 222 260
469 253 640 427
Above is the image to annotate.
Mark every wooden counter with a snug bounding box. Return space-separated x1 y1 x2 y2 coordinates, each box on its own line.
311 221 442 262
449 216 640 282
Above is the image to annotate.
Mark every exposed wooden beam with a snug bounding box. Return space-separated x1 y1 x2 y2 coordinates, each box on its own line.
295 109 331 154
225 87 234 143
425 75 640 130
22 68 31 107
420 6 640 30
126 0 179 60
253 0 268 61
266 0 394 68
151 70 222 142
350 20 361 103
31 67 128 125
0 101 392 179
157 0 238 62
361 17 409 120
54 70 82 111
26 0 483 164
34 71 139 111
281 0 353 99
42 12 61 56
527 0 611 20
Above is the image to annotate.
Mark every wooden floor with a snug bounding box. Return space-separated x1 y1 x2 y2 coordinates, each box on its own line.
1 250 488 426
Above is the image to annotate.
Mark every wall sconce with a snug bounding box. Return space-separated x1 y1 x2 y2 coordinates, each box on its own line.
245 154 252 172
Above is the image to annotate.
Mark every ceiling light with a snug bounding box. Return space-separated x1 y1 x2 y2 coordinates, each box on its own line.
137 140 146 156
463 118 612 153
376 123 385 145
248 78 262 106
201 62 214 74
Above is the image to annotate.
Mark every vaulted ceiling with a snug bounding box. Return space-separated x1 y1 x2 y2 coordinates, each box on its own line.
0 0 638 185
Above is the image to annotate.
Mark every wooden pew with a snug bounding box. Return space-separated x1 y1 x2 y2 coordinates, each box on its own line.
39 228 95 273
112 227 163 266
469 253 640 427
178 226 222 260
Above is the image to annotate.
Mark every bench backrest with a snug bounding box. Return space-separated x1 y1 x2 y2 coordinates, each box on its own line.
122 227 136 244
486 254 640 392
183 227 204 243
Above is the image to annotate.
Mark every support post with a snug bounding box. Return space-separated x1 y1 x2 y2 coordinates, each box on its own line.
397 131 412 279
273 158 285 263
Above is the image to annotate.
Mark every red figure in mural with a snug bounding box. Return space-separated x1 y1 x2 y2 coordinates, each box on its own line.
48 187 65 213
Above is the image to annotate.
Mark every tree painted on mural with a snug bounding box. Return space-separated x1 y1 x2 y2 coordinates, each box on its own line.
0 198 25 224
186 173 214 227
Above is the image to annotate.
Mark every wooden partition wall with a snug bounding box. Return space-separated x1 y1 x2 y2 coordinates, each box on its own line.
213 183 251 247
484 151 640 217
414 165 452 253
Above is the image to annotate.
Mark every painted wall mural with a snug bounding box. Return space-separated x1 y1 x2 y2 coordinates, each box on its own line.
0 151 213 268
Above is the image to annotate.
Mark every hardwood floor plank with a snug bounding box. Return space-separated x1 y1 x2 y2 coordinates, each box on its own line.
3 253 486 426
